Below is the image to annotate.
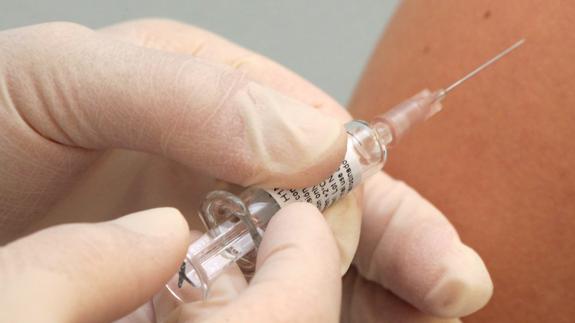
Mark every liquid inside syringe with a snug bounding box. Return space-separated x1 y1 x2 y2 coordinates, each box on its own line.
165 39 525 302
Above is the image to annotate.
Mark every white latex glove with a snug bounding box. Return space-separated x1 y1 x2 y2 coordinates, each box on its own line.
0 20 493 323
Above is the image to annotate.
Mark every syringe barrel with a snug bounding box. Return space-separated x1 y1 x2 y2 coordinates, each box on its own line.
166 121 387 301
264 121 386 211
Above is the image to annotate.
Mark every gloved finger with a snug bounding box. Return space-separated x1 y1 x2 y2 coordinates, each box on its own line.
323 190 362 275
342 267 462 323
353 172 493 318
181 203 341 323
1 22 347 240
2 22 345 189
99 19 352 122
0 208 189 323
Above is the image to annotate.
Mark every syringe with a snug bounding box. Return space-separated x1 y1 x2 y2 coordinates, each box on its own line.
165 39 525 302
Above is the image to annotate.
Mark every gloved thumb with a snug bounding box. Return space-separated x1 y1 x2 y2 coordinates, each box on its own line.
0 208 190 323
2 22 346 189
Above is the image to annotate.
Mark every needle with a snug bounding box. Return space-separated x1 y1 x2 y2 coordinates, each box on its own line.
437 38 525 100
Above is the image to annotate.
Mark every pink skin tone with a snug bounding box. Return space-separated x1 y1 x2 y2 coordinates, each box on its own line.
0 20 491 323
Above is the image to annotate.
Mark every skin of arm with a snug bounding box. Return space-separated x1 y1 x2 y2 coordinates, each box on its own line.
349 0 575 322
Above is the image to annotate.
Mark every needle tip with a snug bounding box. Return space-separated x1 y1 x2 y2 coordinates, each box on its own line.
512 38 526 49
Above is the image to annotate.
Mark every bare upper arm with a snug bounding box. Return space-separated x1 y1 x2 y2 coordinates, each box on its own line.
349 1 575 321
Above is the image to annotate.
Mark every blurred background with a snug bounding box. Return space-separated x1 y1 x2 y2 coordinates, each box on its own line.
0 0 400 105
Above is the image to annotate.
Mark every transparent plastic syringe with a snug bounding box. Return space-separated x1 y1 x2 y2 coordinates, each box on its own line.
165 39 525 301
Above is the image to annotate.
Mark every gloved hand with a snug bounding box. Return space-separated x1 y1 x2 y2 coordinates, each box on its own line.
0 20 493 323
